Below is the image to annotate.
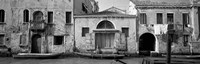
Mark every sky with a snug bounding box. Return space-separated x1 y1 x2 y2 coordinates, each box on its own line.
95 0 130 12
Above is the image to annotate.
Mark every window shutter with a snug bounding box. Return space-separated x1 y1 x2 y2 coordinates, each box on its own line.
47 36 53 53
120 33 126 50
90 33 95 50
114 33 121 49
85 33 90 49
85 33 95 50
20 34 27 45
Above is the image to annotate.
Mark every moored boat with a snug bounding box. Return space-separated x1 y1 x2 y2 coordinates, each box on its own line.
13 53 63 59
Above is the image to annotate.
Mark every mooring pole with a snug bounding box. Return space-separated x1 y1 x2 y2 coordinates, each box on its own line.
167 34 172 64
167 24 175 64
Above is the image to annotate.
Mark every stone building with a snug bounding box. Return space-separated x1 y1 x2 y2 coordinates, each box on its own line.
74 0 99 14
2 0 200 57
0 0 98 54
131 0 200 55
74 7 137 54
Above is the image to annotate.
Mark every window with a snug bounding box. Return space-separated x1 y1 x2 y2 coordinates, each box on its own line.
54 36 64 45
157 13 163 24
122 27 129 37
82 27 89 37
0 10 5 23
183 13 189 25
66 12 71 24
33 11 43 21
182 13 190 46
97 21 114 29
140 13 147 24
48 11 53 23
0 34 4 45
167 13 174 24
24 9 29 22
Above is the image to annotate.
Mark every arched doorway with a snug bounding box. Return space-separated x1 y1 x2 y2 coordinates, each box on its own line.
139 33 156 56
95 20 115 49
31 34 42 53
33 11 43 22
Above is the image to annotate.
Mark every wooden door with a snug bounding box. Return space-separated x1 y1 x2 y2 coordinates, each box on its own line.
31 34 42 53
95 33 114 49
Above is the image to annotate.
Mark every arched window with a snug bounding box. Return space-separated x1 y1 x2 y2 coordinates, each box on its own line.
33 11 43 22
0 10 5 22
97 20 114 29
24 9 29 22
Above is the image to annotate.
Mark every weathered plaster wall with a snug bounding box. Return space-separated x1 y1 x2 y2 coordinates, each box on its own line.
74 16 137 53
191 7 199 41
0 0 74 53
138 8 200 54
139 8 191 24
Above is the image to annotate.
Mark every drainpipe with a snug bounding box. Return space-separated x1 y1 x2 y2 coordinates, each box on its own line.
73 18 76 52
135 7 140 54
72 0 76 52
28 20 31 53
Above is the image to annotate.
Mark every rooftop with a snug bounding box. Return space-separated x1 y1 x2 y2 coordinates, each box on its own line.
74 7 136 18
131 0 191 7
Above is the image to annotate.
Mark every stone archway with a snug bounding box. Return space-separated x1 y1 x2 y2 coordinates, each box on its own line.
31 34 42 53
95 20 115 49
139 33 156 55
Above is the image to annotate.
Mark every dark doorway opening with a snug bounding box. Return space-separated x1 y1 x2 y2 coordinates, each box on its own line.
198 7 200 39
139 33 156 56
31 34 42 53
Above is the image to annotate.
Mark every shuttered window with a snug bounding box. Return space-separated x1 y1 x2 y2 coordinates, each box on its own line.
0 10 5 23
157 13 163 24
167 13 174 24
140 13 147 24
24 9 29 22
183 13 189 25
66 12 71 24
48 12 53 23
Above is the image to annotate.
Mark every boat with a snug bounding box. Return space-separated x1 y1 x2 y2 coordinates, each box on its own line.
13 53 63 59
74 52 125 59
142 57 200 64
162 55 200 59
171 55 200 59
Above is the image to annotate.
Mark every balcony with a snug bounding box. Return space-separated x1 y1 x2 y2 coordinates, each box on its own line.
30 20 46 31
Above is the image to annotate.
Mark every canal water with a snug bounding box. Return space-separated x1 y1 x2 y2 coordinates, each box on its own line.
0 57 143 64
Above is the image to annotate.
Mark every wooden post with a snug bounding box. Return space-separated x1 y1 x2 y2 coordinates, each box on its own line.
167 24 175 64
167 33 172 64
